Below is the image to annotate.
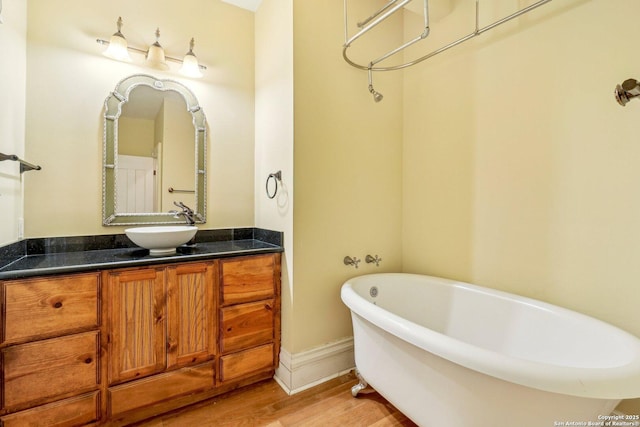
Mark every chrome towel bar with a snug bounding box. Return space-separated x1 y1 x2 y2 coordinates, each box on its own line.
0 152 42 173
168 187 195 194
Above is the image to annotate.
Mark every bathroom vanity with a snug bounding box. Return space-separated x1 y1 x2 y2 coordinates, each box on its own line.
0 229 282 426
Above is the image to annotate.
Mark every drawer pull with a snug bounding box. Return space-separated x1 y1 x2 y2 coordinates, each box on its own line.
53 301 63 309
264 304 272 311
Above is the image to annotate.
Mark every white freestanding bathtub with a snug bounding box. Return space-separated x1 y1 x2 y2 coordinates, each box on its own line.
341 273 640 427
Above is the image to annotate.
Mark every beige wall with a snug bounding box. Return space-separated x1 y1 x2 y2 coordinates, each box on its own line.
0 1 27 245
255 0 405 355
291 0 404 353
255 0 294 350
160 97 196 211
402 0 640 412
23 0 255 237
118 117 154 157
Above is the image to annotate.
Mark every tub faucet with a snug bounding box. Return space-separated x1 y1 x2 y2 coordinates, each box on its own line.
344 256 361 269
365 254 382 267
172 201 196 225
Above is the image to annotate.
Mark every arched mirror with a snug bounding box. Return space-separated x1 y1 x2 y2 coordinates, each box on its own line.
103 74 207 225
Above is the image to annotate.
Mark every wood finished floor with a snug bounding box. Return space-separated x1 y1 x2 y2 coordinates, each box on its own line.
134 371 417 426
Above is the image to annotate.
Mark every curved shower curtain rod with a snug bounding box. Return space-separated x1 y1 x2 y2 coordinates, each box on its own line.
343 0 554 73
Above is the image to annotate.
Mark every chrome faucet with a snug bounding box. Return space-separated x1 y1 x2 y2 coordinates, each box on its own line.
171 202 197 246
171 201 196 225
365 254 382 267
344 256 361 269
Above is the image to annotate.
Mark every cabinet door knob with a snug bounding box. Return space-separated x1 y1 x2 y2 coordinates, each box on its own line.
264 304 272 311
84 358 93 364
53 301 63 309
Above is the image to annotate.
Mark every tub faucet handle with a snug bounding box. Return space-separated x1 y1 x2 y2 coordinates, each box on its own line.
365 254 382 267
344 256 361 268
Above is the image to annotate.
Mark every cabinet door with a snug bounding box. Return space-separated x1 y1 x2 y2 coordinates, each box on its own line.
106 268 166 385
166 262 216 369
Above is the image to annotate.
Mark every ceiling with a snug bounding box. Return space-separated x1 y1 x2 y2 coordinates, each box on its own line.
221 0 263 12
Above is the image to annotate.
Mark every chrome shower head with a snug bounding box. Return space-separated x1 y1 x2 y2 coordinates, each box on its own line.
615 78 640 106
369 85 384 102
367 67 383 102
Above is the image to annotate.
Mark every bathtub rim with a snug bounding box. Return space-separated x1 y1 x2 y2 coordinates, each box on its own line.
341 272 640 400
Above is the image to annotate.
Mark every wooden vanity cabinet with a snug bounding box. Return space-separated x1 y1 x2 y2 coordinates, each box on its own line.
105 253 280 424
0 273 101 426
104 261 218 417
218 254 281 383
0 252 280 426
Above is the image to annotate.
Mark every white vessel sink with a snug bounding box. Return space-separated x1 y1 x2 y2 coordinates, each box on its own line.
125 226 198 255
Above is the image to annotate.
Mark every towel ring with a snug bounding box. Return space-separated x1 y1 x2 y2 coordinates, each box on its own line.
266 170 282 199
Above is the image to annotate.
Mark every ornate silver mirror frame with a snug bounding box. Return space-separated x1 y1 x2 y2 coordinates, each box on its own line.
103 74 207 225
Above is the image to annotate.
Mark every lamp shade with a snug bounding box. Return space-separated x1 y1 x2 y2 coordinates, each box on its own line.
146 42 169 70
102 17 131 62
180 53 202 78
179 38 203 78
146 28 169 70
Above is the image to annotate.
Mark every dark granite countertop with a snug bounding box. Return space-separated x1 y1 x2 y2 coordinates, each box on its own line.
0 228 283 280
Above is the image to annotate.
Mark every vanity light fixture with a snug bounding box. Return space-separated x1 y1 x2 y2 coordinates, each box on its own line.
96 17 207 78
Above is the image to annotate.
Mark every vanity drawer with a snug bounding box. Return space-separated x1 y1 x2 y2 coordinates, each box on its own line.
107 362 214 416
2 331 99 411
0 391 100 427
220 254 276 305
220 299 275 354
219 343 275 382
2 273 99 344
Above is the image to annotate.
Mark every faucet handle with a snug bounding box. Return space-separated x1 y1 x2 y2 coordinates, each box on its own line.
365 254 382 267
173 201 193 213
172 202 196 225
343 256 361 269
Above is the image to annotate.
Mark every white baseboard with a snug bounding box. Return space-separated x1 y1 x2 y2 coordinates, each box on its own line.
274 337 355 395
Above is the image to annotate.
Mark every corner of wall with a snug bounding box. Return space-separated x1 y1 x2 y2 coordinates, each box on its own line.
274 337 354 395
0 0 27 246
